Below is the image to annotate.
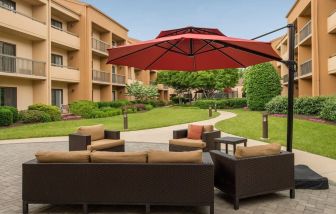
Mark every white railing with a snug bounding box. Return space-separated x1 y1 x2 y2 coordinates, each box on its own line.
299 20 311 42
92 69 110 83
0 4 45 24
112 73 126 84
92 38 110 53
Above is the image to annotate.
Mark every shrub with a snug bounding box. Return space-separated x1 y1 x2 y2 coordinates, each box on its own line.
28 104 61 121
244 63 282 111
320 98 336 122
171 96 188 104
69 100 98 118
294 96 329 116
145 104 154 111
193 98 247 109
0 108 13 126
19 110 51 123
0 106 18 122
265 96 288 114
97 100 130 108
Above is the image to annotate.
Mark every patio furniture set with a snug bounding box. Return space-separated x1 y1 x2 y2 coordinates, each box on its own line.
22 124 295 214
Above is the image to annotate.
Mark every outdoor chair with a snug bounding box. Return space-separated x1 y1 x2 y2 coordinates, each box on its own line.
69 124 125 152
169 124 221 152
210 147 295 210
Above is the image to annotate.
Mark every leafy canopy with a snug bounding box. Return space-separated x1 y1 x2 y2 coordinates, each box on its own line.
126 82 159 102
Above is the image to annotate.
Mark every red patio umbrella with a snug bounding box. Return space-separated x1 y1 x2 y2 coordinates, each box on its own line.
107 26 281 71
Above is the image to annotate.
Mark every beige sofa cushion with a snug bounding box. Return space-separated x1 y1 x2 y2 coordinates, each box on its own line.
169 138 206 148
235 143 282 159
35 151 91 163
148 150 202 163
77 124 105 141
87 139 125 151
91 151 147 163
203 125 214 132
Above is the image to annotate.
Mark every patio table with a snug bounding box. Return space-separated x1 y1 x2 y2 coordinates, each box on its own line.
214 137 247 154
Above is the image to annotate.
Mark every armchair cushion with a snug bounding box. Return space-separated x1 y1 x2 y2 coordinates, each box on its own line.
148 150 202 163
187 124 204 139
90 151 147 163
169 138 206 148
87 139 125 151
203 125 214 132
35 151 91 163
77 124 104 141
235 143 281 159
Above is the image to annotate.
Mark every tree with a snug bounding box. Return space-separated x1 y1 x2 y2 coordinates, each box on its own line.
126 82 159 102
244 63 282 111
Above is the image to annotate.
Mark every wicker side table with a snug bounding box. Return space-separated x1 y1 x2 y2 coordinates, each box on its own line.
214 137 247 154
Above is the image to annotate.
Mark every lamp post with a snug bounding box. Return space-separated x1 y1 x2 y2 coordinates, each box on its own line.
123 110 128 130
261 113 269 140
208 106 212 117
214 103 217 112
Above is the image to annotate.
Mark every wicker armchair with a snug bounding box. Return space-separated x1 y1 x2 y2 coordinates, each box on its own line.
169 126 221 152
210 150 295 210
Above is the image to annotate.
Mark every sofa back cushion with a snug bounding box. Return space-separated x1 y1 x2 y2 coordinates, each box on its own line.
148 150 202 163
35 151 91 163
235 143 281 159
187 124 203 140
77 124 104 141
91 151 147 163
203 125 214 132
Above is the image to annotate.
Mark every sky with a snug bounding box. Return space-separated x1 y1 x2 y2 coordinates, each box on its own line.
83 0 295 42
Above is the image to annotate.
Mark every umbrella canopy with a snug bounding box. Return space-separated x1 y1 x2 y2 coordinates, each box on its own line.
107 26 281 71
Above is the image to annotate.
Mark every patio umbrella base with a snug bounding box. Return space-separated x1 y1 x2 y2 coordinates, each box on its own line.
294 165 329 190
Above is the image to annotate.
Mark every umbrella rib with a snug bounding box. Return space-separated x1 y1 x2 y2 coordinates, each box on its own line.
155 44 189 56
193 40 215 55
207 43 246 67
166 41 189 55
144 40 183 70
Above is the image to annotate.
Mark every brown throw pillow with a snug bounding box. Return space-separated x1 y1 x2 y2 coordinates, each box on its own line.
235 143 281 159
187 124 203 140
148 150 202 163
77 124 104 141
203 125 214 132
35 151 91 163
90 151 147 163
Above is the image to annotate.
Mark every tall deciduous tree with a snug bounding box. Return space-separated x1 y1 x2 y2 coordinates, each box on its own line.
126 82 159 102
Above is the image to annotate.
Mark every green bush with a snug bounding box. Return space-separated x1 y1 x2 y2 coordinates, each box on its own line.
0 108 13 126
69 100 98 118
96 100 130 108
0 106 18 122
171 96 188 104
320 98 336 122
244 63 282 111
28 104 61 121
194 98 247 109
294 96 329 116
265 96 288 114
145 104 154 111
19 110 51 123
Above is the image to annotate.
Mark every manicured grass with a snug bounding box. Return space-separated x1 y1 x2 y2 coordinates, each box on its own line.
0 107 219 140
215 109 336 159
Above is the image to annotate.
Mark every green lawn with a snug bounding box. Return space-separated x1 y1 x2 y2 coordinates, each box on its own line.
215 109 336 159
0 107 218 140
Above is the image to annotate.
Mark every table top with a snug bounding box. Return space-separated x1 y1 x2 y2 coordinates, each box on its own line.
214 136 247 144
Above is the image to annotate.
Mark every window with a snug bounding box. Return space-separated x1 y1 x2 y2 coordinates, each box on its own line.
0 0 16 10
112 66 116 74
0 41 16 73
51 19 62 30
0 87 17 107
128 67 132 79
51 89 63 108
112 41 117 47
51 54 63 66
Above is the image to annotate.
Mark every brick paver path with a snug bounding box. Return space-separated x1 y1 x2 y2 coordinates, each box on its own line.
0 141 335 214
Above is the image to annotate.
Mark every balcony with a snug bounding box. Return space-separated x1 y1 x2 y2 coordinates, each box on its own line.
112 73 126 85
300 59 312 78
299 21 311 46
328 10 336 33
92 38 110 57
51 26 80 50
51 65 80 83
0 4 47 40
328 55 336 74
0 54 46 79
92 69 111 84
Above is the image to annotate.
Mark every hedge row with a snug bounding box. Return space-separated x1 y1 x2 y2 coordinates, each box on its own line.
0 106 19 126
193 98 247 109
265 96 336 122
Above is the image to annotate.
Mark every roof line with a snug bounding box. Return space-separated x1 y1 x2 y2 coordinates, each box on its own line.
286 0 301 18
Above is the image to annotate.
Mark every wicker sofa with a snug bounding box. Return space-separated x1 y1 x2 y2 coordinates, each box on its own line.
169 125 221 152
69 124 125 152
22 153 214 214
210 150 295 210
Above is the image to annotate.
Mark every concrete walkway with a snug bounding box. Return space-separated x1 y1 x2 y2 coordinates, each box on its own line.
0 111 335 182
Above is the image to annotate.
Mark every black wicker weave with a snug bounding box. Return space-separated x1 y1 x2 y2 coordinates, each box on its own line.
210 150 295 210
22 153 214 214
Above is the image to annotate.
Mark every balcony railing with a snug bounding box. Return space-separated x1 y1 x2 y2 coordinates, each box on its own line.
0 4 45 24
328 10 336 33
51 25 78 37
299 20 311 42
294 33 298 47
0 54 46 77
51 63 78 70
300 60 312 76
92 70 110 83
92 38 110 53
112 73 126 84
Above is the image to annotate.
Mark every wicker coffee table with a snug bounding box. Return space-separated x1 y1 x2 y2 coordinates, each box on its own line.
214 137 247 154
